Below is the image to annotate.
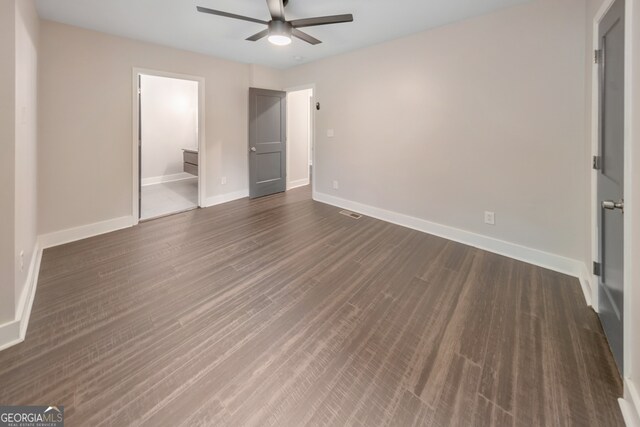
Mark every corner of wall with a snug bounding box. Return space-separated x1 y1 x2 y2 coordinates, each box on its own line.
14 0 40 322
579 263 595 308
0 0 17 325
0 238 41 352
38 216 135 249
313 191 586 281
203 189 249 208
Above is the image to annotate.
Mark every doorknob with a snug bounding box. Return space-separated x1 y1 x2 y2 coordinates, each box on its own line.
602 199 624 212
250 147 256 152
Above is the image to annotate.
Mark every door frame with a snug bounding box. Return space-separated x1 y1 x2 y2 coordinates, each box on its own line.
131 67 206 224
285 83 316 195
590 0 634 376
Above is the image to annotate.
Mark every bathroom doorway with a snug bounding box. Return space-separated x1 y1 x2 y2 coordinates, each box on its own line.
286 86 314 190
132 70 205 222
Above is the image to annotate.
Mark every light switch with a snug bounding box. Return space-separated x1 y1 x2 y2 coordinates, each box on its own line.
327 129 335 138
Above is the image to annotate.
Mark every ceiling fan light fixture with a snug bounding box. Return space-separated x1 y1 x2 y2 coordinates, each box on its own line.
197 1 354 47
268 34 292 46
268 20 292 46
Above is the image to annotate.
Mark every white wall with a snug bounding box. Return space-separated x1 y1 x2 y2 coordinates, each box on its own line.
141 75 198 183
0 0 17 324
284 0 588 264
286 89 312 188
249 64 283 91
38 21 261 234
0 0 39 330
14 0 39 312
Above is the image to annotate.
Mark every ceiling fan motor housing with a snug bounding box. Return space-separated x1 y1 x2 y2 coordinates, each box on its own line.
269 20 292 38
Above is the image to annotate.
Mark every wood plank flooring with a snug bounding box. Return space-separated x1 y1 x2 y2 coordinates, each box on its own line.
0 185 623 426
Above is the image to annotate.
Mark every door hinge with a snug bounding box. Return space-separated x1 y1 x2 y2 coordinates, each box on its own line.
593 155 601 170
593 261 602 277
594 49 603 64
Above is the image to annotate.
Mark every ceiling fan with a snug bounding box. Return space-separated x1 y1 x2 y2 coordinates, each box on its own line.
196 0 354 46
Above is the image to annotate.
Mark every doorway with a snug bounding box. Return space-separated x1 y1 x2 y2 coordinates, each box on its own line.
594 0 625 372
286 87 314 190
132 70 206 222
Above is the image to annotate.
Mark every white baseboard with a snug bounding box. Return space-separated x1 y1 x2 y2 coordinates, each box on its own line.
0 241 42 352
578 263 594 309
0 319 20 352
141 172 195 186
287 178 310 190
0 190 594 354
621 378 640 427
314 192 585 280
1 215 135 352
203 189 249 208
39 216 135 249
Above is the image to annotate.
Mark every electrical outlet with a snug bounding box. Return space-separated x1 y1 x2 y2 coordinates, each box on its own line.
327 129 335 138
333 180 339 190
484 211 495 225
19 250 24 272
221 176 227 185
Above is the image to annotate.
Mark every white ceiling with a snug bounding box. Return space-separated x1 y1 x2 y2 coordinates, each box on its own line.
35 0 529 69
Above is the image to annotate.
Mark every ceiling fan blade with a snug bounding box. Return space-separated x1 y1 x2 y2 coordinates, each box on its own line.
292 28 322 45
290 14 353 28
246 29 269 42
266 0 285 21
196 6 268 25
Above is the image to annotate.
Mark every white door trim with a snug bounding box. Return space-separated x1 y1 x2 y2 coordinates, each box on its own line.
591 0 636 397
131 67 206 224
590 0 615 314
621 0 635 380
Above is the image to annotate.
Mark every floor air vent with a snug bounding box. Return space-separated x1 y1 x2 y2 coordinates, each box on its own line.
339 210 362 220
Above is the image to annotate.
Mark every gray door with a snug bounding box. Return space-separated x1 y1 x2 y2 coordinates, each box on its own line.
597 0 625 372
249 88 287 198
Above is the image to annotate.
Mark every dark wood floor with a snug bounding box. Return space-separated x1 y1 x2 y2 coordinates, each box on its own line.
0 185 623 426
